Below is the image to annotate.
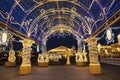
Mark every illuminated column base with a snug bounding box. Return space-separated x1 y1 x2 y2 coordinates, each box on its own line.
76 62 87 67
75 51 88 67
89 63 101 74
38 62 49 67
89 54 102 74
19 51 31 74
66 56 71 65
19 65 31 75
38 54 49 67
5 62 16 67
5 50 16 67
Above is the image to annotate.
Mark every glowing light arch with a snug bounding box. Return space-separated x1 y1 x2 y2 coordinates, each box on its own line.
41 24 82 47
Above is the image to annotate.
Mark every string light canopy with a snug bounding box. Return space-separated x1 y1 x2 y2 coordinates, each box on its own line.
0 0 119 45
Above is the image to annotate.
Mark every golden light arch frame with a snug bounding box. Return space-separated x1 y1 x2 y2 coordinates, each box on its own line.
42 24 82 50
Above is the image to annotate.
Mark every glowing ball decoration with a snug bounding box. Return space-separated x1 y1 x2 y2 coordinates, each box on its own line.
106 29 112 41
106 28 114 44
1 32 8 44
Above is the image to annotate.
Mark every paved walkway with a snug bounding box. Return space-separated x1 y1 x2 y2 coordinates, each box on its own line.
0 64 120 80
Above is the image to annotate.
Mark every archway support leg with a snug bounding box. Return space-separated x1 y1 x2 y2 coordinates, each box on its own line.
86 38 102 74
89 54 101 74
19 39 34 75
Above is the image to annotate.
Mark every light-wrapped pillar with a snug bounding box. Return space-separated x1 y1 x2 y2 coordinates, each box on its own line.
19 39 34 75
86 38 101 74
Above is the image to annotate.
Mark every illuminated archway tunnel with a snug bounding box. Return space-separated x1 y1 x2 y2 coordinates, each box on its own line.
0 0 120 76
0 0 120 48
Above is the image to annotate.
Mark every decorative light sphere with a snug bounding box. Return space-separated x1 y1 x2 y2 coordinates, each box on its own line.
106 29 112 41
2 32 8 44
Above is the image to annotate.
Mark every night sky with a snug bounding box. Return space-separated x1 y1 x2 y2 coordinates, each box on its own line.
46 34 78 50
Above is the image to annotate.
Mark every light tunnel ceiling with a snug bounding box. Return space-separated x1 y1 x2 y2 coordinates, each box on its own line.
0 0 120 44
